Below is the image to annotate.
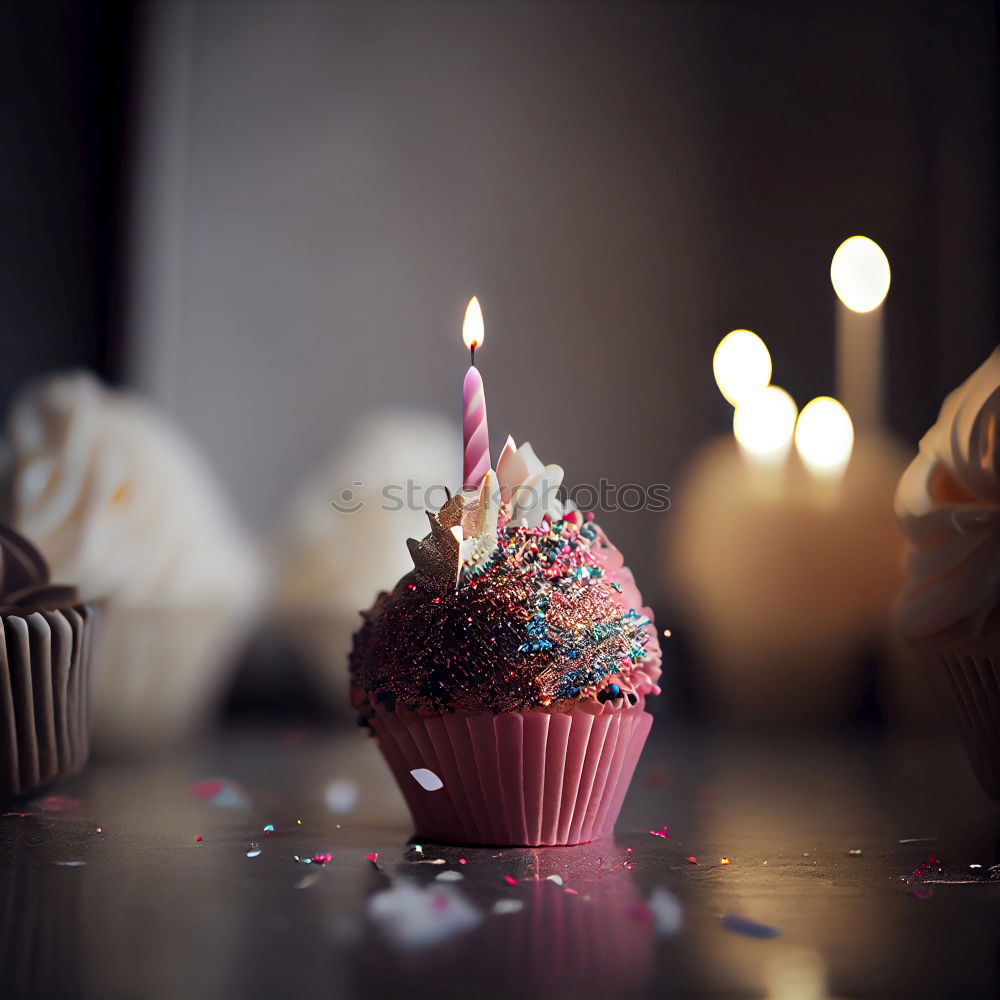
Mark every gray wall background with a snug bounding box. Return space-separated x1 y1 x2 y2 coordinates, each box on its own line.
125 0 997 605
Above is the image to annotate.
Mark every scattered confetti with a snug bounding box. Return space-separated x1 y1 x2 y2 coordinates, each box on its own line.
367 880 481 949
365 853 379 865
546 874 564 886
649 826 670 839
899 837 937 845
246 844 262 859
908 853 944 887
502 875 518 886
648 887 683 937
54 861 85 867
264 824 275 834
721 913 780 939
189 779 250 809
436 870 464 882
848 849 862 856
720 858 731 865
195 835 203 842
687 857 697 864
409 768 444 792
325 779 360 815
565 887 579 895
32 796 82 812
311 852 333 865
458 858 467 865
492 899 523 915
96 827 102 834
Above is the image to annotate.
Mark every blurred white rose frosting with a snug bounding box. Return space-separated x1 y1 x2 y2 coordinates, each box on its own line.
270 410 459 708
4 371 261 609
2 372 263 752
895 347 1000 638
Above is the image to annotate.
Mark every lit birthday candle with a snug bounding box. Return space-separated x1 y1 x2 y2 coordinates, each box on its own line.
831 236 890 431
462 296 491 491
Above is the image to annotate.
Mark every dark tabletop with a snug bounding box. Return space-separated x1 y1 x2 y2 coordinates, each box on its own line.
1 717 999 1000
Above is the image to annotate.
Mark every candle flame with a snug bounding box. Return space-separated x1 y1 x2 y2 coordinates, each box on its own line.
713 329 772 406
733 386 798 464
462 296 485 352
795 396 854 476
830 236 890 313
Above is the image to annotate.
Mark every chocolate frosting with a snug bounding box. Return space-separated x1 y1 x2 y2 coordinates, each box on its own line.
0 524 81 614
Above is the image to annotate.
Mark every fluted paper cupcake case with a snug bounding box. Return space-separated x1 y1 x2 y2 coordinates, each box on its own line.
0 603 95 799
367 697 653 846
935 641 1000 799
90 603 252 755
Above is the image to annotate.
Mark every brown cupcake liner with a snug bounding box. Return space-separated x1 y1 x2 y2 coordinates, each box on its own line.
931 638 1000 799
0 604 95 800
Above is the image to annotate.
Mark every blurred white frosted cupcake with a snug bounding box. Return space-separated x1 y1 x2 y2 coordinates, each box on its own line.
3 372 262 753
271 410 459 711
895 348 1000 796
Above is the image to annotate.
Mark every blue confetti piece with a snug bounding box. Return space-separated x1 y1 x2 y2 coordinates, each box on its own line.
721 913 781 939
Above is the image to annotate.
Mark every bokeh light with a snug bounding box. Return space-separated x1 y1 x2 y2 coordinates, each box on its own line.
830 236 890 313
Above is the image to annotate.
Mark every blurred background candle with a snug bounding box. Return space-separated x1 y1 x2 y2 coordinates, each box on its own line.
462 296 490 492
794 396 855 506
832 236 891 431
733 385 798 501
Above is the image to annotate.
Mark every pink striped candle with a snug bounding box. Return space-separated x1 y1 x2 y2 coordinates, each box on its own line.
462 296 491 491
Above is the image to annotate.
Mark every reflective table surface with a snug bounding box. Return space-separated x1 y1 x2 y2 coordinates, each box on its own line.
2 719 999 999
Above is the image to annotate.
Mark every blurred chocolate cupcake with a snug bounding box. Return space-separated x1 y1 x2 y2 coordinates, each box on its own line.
3 373 262 754
0 524 96 799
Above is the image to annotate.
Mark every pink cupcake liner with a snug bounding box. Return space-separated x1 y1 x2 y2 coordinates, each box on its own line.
936 644 1000 798
368 699 653 845
0 605 94 799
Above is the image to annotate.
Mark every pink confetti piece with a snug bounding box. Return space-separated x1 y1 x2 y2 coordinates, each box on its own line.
32 795 82 812
649 826 669 839
189 779 250 809
365 852 379 865
687 856 697 864
311 852 333 865
459 858 467 865
195 836 203 842
502 875 518 886
565 887 578 895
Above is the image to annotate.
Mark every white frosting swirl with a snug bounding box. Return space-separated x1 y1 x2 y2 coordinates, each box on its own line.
895 347 1000 637
4 372 261 609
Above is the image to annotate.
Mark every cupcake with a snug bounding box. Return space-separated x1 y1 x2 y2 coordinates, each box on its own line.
271 410 459 712
350 438 661 846
3 372 262 753
895 347 1000 796
0 524 96 799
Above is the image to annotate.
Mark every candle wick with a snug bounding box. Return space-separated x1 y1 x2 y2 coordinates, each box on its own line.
470 344 476 367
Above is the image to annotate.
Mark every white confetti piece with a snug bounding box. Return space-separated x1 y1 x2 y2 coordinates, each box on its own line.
435 870 464 882
324 779 360 814
492 899 524 915
409 768 444 791
649 887 682 937
368 880 481 948
546 874 564 886
295 871 322 890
